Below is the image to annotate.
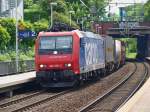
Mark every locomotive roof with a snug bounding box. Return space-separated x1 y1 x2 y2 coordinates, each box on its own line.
73 30 103 39
38 30 103 40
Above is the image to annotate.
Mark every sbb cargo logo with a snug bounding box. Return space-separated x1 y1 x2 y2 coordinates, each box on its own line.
85 42 99 65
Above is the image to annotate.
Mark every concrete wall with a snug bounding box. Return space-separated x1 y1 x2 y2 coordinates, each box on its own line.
0 60 34 76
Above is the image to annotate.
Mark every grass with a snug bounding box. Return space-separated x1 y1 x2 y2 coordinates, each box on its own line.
0 49 34 61
126 52 137 59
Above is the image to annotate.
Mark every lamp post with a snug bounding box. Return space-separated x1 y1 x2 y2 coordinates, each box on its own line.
50 2 57 29
15 0 19 72
69 11 75 26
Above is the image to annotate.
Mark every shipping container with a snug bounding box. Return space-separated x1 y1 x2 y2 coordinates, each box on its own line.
121 41 126 64
102 35 114 64
114 40 122 65
79 32 105 73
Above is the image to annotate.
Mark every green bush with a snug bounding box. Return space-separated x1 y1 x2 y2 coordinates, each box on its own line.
33 19 49 33
0 53 11 61
0 25 11 50
10 51 17 60
24 9 48 23
0 18 34 48
0 48 34 62
24 0 33 9
54 12 79 29
26 47 34 58
0 18 16 47
19 53 31 60
18 20 33 30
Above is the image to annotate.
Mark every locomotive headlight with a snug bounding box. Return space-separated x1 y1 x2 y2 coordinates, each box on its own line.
68 63 71 67
65 63 72 67
40 64 44 68
40 64 47 68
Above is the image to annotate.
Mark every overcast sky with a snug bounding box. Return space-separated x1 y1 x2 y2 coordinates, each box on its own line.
107 0 148 14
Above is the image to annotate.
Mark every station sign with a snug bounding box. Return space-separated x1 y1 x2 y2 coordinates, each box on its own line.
18 30 36 39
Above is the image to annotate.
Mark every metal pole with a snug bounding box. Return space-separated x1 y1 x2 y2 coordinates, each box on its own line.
79 0 90 10
50 4 53 28
69 11 74 26
70 13 71 26
82 18 84 30
134 0 136 21
15 0 19 72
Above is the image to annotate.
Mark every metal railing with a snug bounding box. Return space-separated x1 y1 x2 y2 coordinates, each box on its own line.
0 60 34 76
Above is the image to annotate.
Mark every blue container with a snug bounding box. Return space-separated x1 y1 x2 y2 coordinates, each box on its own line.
79 35 105 73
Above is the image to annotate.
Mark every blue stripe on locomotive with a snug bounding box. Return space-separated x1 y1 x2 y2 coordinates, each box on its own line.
79 37 105 73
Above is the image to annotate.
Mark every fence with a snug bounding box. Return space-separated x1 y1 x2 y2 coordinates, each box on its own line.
0 60 35 76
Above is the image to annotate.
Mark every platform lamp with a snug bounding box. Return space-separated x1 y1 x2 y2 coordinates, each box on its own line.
15 0 19 72
69 11 75 26
50 2 57 29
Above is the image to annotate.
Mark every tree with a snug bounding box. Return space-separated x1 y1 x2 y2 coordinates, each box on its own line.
144 0 150 21
0 25 11 50
0 18 16 47
39 0 67 14
24 0 108 30
124 4 145 21
24 0 33 9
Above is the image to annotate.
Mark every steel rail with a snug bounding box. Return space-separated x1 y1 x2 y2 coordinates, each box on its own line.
78 62 137 112
115 62 148 112
0 90 45 108
11 90 71 112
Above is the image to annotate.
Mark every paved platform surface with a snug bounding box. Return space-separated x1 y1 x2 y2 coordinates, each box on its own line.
0 72 36 89
117 77 150 112
146 57 150 61
146 57 150 60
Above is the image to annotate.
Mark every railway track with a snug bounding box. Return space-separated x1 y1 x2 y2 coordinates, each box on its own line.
79 62 148 112
0 62 147 112
0 89 71 112
0 90 45 108
29 62 135 112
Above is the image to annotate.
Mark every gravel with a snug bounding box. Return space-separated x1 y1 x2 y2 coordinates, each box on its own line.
31 63 134 112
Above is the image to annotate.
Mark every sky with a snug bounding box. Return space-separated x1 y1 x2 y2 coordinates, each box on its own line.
107 0 148 14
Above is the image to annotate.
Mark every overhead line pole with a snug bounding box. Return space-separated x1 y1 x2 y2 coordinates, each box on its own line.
69 11 75 26
108 2 143 4
15 0 19 72
50 3 53 29
79 0 90 11
50 2 57 29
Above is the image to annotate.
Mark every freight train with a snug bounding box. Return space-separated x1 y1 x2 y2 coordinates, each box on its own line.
35 30 126 87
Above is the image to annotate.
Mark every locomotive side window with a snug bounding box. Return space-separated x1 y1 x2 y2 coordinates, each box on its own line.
39 36 73 54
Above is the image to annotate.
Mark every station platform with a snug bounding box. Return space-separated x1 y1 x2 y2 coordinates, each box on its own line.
0 71 36 89
0 72 36 96
146 57 150 61
117 76 150 112
146 57 150 60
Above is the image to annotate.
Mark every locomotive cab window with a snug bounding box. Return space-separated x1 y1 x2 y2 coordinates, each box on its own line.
39 36 73 54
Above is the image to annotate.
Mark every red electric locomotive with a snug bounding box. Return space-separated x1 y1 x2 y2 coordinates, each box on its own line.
35 31 80 87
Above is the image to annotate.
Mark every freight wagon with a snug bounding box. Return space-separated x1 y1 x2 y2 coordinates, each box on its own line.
121 41 126 65
114 40 122 68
